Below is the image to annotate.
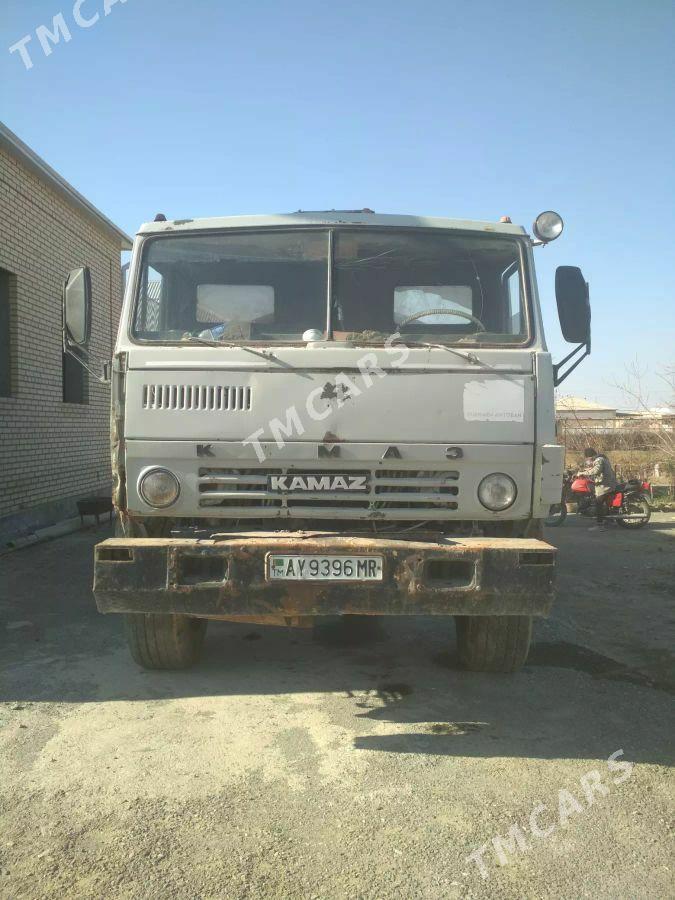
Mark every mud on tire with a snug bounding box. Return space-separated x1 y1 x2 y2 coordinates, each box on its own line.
454 614 532 673
125 613 207 670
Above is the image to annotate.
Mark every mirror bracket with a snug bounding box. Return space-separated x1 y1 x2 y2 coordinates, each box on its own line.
63 344 111 385
553 340 591 387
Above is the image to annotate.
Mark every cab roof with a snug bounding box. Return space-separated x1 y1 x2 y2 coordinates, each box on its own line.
137 210 528 237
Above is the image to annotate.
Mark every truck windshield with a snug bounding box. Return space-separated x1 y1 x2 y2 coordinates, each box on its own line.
132 229 528 345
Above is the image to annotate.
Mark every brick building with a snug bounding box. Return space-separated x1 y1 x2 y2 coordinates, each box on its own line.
0 123 131 542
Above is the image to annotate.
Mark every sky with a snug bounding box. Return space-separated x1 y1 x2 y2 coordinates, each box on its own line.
2 0 674 408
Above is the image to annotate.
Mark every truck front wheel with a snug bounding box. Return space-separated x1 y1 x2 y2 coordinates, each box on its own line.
124 613 207 670
454 615 532 673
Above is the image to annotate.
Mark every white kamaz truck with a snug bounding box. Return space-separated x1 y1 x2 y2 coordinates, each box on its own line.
63 209 591 672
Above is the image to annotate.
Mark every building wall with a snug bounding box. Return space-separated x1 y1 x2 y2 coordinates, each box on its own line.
556 411 616 423
0 143 122 538
556 415 617 430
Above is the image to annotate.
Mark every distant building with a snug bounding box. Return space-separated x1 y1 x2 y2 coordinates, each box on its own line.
0 122 132 542
616 406 675 432
556 396 674 434
555 396 617 430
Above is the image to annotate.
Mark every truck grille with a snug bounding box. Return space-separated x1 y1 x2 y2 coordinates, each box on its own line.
198 466 459 518
142 384 252 412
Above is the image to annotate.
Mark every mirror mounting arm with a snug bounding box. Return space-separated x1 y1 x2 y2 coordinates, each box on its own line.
62 340 111 385
553 339 591 387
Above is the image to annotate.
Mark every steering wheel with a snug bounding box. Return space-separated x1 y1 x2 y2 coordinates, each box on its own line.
398 308 486 331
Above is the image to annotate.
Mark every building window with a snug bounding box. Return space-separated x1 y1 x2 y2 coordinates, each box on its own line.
62 349 88 404
0 268 15 397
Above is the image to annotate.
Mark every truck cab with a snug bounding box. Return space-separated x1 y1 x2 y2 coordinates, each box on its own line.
63 209 591 672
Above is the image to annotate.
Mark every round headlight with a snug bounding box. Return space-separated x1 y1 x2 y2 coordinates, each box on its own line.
138 468 180 508
533 210 564 243
478 473 517 511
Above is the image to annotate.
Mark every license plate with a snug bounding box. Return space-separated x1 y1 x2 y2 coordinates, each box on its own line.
267 555 384 581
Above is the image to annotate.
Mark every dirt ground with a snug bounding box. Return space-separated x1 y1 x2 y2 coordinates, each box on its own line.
1 513 673 899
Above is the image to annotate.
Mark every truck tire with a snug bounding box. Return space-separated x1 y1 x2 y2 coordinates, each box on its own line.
124 613 207 670
454 615 532 673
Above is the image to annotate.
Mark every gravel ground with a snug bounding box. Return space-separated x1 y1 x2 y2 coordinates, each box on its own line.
1 513 673 899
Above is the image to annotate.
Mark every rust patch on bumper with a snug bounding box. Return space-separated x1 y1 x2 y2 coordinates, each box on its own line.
93 532 556 618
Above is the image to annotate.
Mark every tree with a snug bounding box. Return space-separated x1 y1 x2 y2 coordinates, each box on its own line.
613 361 675 481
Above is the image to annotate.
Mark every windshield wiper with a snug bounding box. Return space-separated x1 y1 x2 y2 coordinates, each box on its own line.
182 336 307 374
182 336 221 347
397 340 483 366
401 341 529 382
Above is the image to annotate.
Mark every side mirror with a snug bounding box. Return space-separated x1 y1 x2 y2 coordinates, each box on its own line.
555 266 590 344
63 267 92 348
553 266 591 386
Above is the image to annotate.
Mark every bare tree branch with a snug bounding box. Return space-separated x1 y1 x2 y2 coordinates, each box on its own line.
558 364 675 482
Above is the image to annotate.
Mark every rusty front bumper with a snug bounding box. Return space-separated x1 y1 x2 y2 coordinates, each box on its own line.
93 532 556 618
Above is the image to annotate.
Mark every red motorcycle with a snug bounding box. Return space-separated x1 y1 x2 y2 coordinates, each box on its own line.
545 471 651 528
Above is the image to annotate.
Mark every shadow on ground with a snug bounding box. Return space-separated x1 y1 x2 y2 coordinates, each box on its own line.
2 523 674 769
2 610 674 769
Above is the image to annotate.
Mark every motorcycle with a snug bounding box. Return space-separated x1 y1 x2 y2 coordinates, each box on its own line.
545 471 651 528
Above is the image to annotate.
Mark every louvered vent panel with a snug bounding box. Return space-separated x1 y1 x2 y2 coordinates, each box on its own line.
142 384 252 411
